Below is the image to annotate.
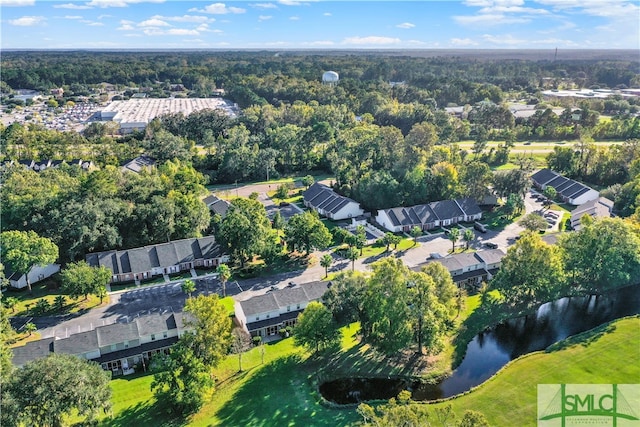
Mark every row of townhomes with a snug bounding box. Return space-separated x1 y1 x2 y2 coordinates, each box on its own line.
12 312 189 375
375 198 483 233
569 197 614 230
414 248 506 289
531 168 599 205
303 183 365 220
234 281 330 337
86 236 228 284
2 158 94 172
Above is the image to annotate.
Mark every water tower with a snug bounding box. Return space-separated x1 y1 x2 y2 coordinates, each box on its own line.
322 71 339 86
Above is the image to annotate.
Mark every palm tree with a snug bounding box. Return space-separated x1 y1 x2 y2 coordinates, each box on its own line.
181 279 196 298
346 246 359 271
448 228 460 253
410 226 422 247
216 264 231 297
3 296 19 313
320 254 333 278
462 228 475 250
25 322 37 336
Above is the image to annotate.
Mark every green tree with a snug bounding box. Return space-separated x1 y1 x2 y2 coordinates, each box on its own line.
448 227 460 252
24 322 37 336
320 254 333 278
519 213 548 232
420 261 459 312
182 294 233 366
4 353 111 426
284 211 332 255
301 175 315 188
407 272 447 355
271 210 285 230
323 270 368 326
151 341 213 417
458 410 491 427
60 261 111 301
503 193 525 218
53 295 66 312
346 246 359 271
182 279 196 298
543 186 557 204
216 263 231 297
463 228 475 250
34 298 50 315
96 285 108 304
294 302 340 353
389 234 402 250
410 226 422 247
3 296 19 313
230 328 252 372
559 217 640 294
0 306 15 384
355 225 367 255
0 230 58 294
491 232 565 307
380 232 394 252
462 161 493 202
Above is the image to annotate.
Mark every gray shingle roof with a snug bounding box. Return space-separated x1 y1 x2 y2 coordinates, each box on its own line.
12 338 54 367
430 199 464 219
239 293 280 317
303 183 359 214
96 321 140 347
545 175 569 189
475 249 506 265
121 155 156 173
203 195 231 217
55 330 99 355
237 281 330 318
455 198 482 216
136 313 178 337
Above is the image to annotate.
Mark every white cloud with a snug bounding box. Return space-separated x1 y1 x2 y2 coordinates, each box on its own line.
189 3 246 14
396 22 415 29
534 0 640 18
481 33 525 45
450 37 479 46
0 0 35 6
86 0 165 7
117 19 134 30
87 22 105 26
479 5 549 14
454 14 531 25
139 18 171 27
8 15 45 26
342 36 401 45
97 14 112 19
151 14 213 23
279 0 302 5
251 2 277 8
289 15 299 20
301 40 334 46
465 0 524 6
323 12 331 16
53 3 92 9
258 15 272 21
143 28 200 36
64 15 83 19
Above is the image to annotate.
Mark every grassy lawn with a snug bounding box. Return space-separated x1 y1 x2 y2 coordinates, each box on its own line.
219 296 235 316
429 316 640 427
3 280 107 317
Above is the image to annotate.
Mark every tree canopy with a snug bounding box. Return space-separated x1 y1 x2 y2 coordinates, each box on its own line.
0 230 58 292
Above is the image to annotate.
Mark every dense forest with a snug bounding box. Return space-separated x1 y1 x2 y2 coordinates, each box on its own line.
2 51 640 259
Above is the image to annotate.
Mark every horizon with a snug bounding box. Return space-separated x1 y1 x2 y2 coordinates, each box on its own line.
1 0 639 50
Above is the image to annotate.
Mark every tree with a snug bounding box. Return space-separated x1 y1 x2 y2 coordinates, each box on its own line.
320 254 333 278
389 234 402 250
216 263 231 297
25 322 37 336
284 211 332 255
323 270 368 325
503 193 525 218
230 328 252 372
0 230 58 294
448 228 460 252
491 232 565 307
559 217 640 294
271 210 285 230
519 213 548 232
380 232 394 252
458 410 491 427
3 296 18 313
96 285 108 304
151 341 213 417
420 261 459 312
462 161 493 202
355 225 367 255
4 353 111 426
462 228 475 250
182 279 196 298
410 226 422 247
60 261 111 301
294 302 340 353
301 175 315 188
543 186 557 204
53 295 66 311
1 306 15 384
493 169 529 199
346 246 359 271
182 294 233 366
407 272 447 355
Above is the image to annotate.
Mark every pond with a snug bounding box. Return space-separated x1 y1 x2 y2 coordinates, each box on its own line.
320 284 640 404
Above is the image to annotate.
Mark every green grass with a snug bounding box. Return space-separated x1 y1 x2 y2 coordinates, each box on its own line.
429 316 640 427
219 296 235 316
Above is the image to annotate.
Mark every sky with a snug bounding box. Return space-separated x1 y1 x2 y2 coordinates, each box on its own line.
1 0 639 50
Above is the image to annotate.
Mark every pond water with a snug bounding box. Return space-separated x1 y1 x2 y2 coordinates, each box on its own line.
320 284 640 404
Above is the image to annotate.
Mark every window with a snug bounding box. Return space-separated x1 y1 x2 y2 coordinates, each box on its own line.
163 331 168 338
256 316 260 321
266 314 270 319
124 341 129 349
110 344 116 351
296 304 300 310
151 334 156 341
287 305 291 312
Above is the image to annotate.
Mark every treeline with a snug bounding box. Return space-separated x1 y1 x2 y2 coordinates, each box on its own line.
0 161 210 263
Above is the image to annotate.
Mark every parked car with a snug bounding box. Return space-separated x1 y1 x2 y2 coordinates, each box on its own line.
287 281 297 288
484 242 498 249
474 222 487 233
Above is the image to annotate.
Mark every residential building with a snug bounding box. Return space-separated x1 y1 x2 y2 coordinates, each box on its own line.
234 281 330 338
86 236 228 284
570 197 614 231
6 263 61 289
531 169 599 205
203 194 231 218
12 312 188 376
121 155 156 174
375 198 482 233
303 183 364 220
414 249 505 288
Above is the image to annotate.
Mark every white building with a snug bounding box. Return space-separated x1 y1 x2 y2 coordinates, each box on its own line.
376 198 482 233
7 263 61 289
303 183 364 221
531 169 599 206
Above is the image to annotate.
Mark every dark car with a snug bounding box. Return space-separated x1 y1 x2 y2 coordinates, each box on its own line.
484 242 498 249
